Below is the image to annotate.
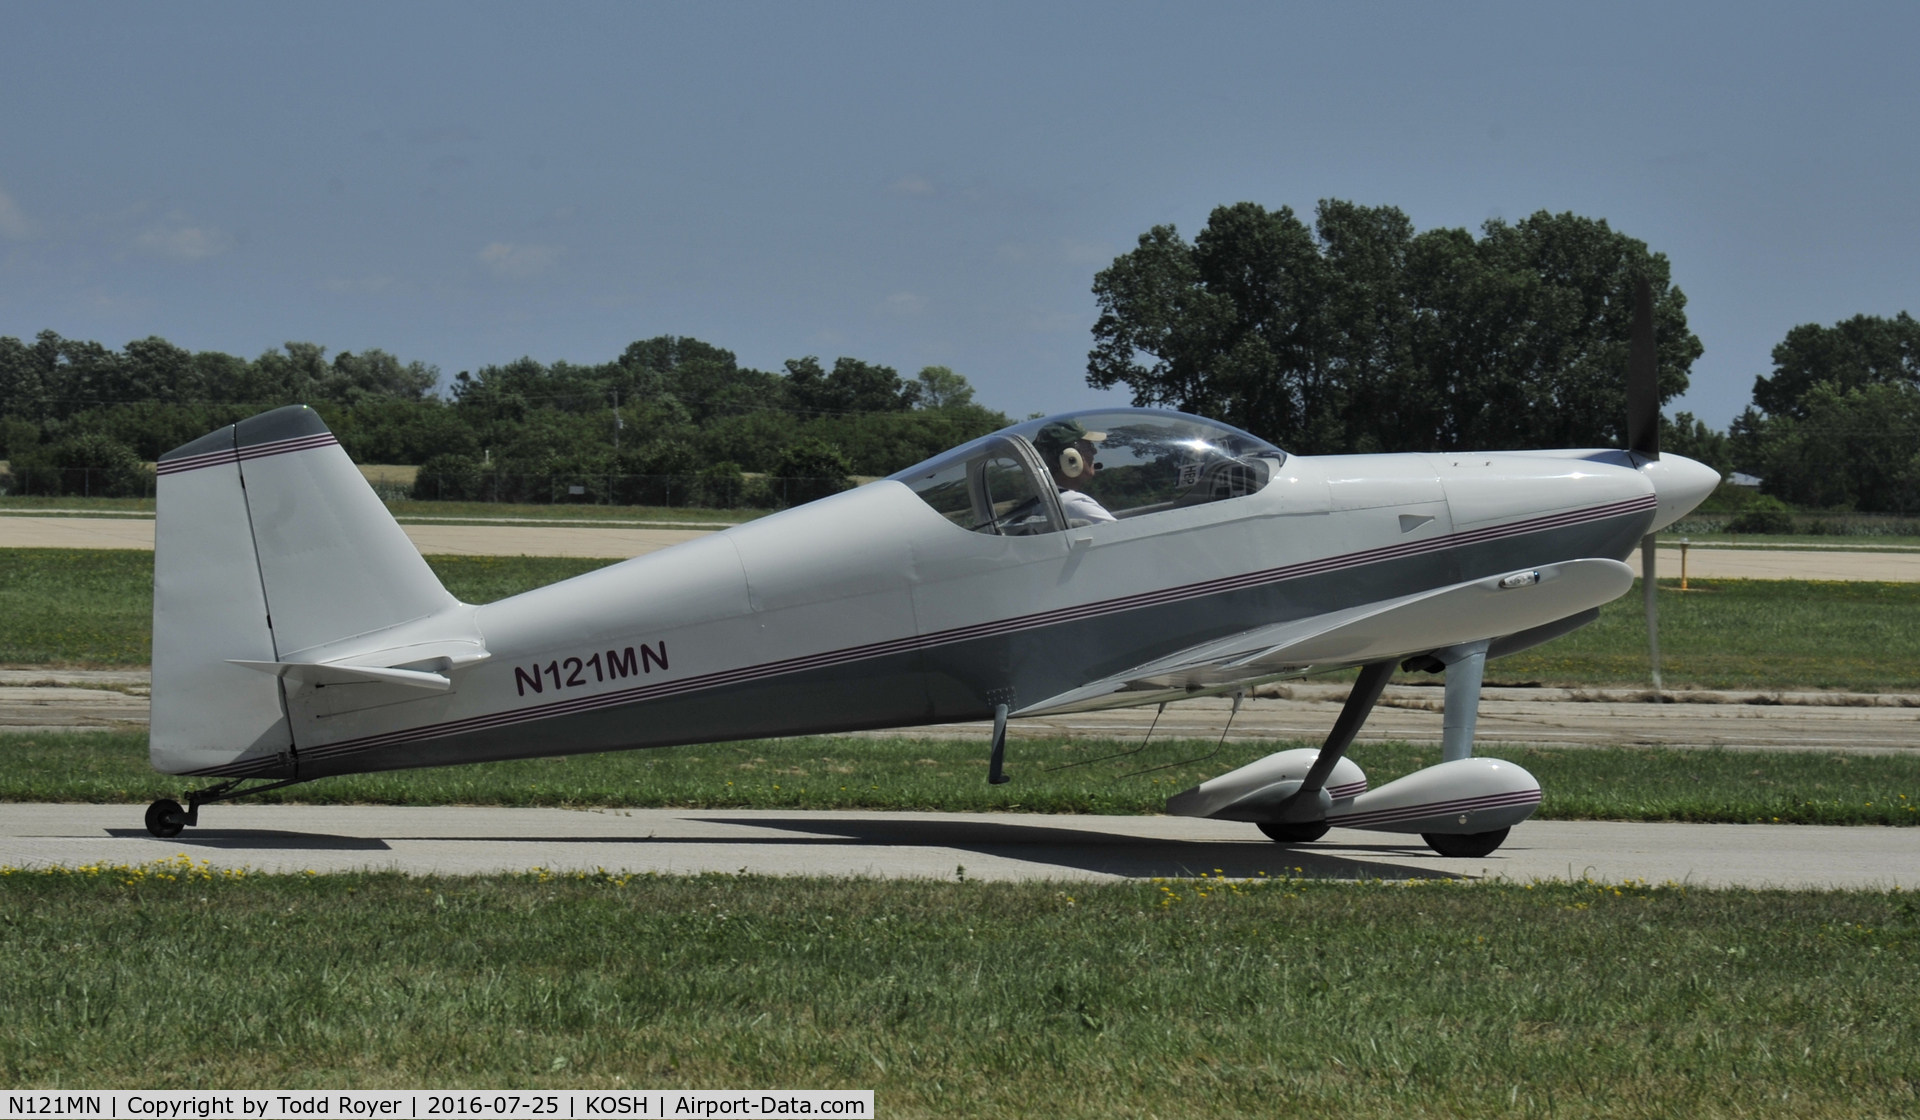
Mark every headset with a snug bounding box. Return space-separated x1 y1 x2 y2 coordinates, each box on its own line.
1058 445 1087 479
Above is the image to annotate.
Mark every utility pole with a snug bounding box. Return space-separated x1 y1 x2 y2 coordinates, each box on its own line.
612 387 622 452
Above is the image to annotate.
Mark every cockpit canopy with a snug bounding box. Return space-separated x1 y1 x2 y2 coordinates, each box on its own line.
888 408 1285 535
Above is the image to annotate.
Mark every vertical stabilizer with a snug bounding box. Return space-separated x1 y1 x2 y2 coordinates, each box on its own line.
230 407 456 658
150 405 460 776
150 423 291 776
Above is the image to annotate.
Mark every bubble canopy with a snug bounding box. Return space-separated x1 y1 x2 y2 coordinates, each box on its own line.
888 409 1286 534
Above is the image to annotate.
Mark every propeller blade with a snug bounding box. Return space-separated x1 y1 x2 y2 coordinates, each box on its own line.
1642 532 1663 693
1626 276 1660 460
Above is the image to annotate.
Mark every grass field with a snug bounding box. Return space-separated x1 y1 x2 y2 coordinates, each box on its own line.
1 866 1914 1116
5 547 1920 691
8 729 1916 826
0 493 761 524
0 551 617 666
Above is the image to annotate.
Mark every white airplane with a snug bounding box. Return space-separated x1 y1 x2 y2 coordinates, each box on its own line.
142 285 1718 857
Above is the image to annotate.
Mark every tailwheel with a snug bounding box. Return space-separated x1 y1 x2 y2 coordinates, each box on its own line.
145 798 187 838
1423 828 1510 858
1257 821 1330 844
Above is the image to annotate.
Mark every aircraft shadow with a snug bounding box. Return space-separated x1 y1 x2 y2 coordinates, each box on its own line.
105 828 393 851
93 821 1476 879
681 816 1463 881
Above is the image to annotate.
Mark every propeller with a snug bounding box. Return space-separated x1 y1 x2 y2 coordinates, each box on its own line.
1627 277 1664 692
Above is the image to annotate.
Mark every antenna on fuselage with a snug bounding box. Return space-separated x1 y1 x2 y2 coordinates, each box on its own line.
1628 276 1665 694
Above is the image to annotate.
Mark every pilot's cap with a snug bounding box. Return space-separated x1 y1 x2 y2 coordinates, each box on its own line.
1033 419 1107 458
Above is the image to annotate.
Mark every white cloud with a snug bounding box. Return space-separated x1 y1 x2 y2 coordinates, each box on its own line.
892 174 936 196
882 292 927 317
478 241 563 279
0 187 33 239
135 220 233 260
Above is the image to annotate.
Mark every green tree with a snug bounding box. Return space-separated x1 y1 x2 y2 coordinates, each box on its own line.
912 365 976 409
784 356 919 415
1661 412 1732 476
769 438 855 506
1088 200 1700 453
1741 382 1920 511
620 336 775 426
10 432 152 497
1751 312 1920 421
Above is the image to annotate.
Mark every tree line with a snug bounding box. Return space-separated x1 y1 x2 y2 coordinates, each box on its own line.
7 199 1912 514
0 332 1009 506
1089 200 1918 513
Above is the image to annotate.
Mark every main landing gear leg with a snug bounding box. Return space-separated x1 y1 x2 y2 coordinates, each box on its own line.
1423 638 1512 857
144 775 312 839
1440 638 1490 763
986 703 1011 785
1261 659 1397 842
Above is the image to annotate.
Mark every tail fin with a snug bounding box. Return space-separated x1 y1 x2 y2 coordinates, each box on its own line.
150 405 458 776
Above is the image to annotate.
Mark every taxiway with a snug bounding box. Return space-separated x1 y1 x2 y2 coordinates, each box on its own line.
2 803 1911 888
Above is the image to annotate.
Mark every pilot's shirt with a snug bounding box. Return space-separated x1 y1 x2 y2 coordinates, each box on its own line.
1058 487 1117 524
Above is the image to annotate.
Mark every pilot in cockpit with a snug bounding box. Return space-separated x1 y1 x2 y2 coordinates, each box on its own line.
1032 420 1117 524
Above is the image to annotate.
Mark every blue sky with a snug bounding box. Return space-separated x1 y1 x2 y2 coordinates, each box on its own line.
3 2 1916 431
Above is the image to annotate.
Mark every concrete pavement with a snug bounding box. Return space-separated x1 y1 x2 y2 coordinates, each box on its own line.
2 803 1912 888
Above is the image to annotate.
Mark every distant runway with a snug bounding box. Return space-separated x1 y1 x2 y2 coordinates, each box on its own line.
0 516 703 559
4 515 1918 575
2 804 1912 889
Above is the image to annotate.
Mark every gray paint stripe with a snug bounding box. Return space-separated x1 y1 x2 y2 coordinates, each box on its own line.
1329 789 1542 829
277 500 1655 771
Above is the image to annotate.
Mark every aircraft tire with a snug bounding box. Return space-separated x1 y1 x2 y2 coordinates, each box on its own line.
1256 821 1330 844
146 799 186 839
1422 828 1510 858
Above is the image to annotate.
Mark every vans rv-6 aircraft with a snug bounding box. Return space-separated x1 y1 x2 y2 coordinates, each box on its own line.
143 284 1717 857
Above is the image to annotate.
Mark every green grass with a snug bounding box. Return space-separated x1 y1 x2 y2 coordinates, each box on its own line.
8 730 1917 825
0 551 620 666
1 867 1914 1115
8 549 1920 690
0 550 158 665
1666 533 1920 550
0 494 157 513
0 493 767 523
1491 579 1920 692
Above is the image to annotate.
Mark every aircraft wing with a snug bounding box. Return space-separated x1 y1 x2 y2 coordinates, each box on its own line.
1012 558 1633 716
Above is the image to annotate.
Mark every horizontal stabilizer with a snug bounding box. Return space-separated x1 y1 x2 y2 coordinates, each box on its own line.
227 659 471 691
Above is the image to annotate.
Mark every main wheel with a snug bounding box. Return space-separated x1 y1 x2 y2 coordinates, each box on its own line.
1422 828 1510 858
1257 821 1330 844
145 798 185 839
